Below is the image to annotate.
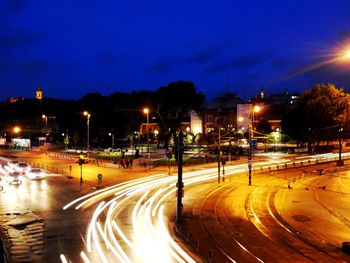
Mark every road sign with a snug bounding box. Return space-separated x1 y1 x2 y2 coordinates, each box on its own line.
248 160 252 166
98 173 103 186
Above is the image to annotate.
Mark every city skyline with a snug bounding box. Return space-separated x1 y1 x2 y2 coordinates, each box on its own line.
1 0 350 101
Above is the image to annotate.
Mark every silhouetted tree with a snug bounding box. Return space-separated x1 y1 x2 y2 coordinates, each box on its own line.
282 83 350 150
153 81 205 149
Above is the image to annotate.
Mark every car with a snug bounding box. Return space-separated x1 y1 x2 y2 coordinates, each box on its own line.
26 168 45 180
5 171 23 184
0 164 8 175
75 155 89 164
16 162 30 174
7 160 19 169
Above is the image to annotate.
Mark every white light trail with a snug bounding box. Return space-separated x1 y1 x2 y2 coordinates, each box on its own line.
62 156 295 263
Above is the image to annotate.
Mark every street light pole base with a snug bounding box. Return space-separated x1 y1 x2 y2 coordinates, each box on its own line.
337 160 344 167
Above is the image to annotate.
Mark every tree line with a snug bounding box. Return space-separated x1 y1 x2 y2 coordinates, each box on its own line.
0 81 349 152
0 81 205 149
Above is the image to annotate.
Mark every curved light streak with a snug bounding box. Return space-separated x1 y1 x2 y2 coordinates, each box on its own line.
62 152 344 262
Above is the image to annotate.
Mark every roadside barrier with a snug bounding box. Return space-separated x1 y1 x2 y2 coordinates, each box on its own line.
254 154 350 175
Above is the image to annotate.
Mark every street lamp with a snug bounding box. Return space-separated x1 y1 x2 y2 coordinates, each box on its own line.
83 111 91 151
143 108 150 155
337 125 344 166
335 44 350 63
42 115 48 142
217 127 224 183
248 104 262 186
13 126 21 134
42 114 48 133
108 132 115 149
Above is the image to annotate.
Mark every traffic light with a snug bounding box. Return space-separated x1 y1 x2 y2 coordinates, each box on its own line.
79 158 83 165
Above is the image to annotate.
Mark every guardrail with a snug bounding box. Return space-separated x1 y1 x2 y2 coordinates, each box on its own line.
252 153 350 174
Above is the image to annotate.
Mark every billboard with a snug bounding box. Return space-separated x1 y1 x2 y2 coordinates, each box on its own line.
12 138 31 148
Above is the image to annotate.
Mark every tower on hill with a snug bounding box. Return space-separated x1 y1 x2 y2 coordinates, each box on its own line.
36 85 43 100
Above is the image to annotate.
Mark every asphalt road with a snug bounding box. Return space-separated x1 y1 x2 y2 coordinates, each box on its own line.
1 150 350 262
180 163 350 262
0 156 97 262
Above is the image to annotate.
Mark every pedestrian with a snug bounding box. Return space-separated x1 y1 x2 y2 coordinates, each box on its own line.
126 158 130 168
129 158 133 169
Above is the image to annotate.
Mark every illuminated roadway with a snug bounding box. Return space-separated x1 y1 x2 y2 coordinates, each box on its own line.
2 151 350 262
60 152 350 262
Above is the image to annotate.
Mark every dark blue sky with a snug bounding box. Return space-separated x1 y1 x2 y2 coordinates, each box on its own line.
1 0 350 101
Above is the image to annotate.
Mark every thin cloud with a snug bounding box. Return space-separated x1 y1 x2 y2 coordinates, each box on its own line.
146 48 217 74
0 21 47 49
270 58 302 69
206 51 273 73
0 58 47 75
184 47 221 65
146 61 174 74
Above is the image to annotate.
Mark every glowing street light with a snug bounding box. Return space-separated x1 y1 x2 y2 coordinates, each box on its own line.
13 126 21 134
83 111 91 150
248 104 263 186
335 44 350 63
253 105 261 114
143 108 150 155
108 132 115 149
42 114 48 133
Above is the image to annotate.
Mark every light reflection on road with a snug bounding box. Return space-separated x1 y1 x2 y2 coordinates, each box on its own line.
61 152 349 262
63 165 246 262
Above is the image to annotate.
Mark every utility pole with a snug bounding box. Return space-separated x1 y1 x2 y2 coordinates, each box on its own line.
112 133 115 149
176 131 184 225
337 124 344 166
217 128 221 183
79 158 83 184
248 107 253 186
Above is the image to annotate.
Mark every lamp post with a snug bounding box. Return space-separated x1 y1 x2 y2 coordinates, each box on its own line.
217 127 223 183
108 132 115 149
248 105 261 186
83 111 91 151
42 114 48 142
42 114 48 133
176 131 184 225
143 108 149 155
337 125 344 166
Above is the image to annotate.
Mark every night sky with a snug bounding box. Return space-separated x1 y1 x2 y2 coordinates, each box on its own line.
1 0 350 101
